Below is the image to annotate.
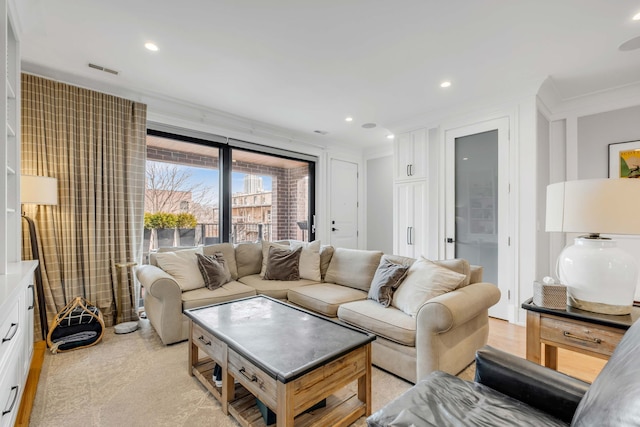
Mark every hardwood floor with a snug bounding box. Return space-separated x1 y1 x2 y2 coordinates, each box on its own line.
14 318 608 426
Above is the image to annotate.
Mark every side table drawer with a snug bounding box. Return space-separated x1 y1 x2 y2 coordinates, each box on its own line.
540 316 623 357
192 324 224 362
228 349 277 410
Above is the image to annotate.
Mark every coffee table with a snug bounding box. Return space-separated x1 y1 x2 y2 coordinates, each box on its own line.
185 295 376 427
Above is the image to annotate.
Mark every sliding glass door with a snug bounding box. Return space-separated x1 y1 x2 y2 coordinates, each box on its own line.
143 129 315 259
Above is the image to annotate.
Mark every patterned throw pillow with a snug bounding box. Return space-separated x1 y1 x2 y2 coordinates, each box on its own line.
263 246 302 281
196 252 232 290
368 259 409 307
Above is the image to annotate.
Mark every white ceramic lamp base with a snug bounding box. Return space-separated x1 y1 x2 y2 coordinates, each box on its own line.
558 237 637 315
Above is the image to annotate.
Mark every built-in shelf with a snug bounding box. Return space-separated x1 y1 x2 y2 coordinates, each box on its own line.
6 208 15 213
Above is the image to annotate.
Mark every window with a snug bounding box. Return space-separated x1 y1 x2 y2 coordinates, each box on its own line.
143 127 315 258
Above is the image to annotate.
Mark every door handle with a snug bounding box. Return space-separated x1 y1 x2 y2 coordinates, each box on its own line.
28 284 35 310
407 227 414 245
446 238 455 243
332 228 339 232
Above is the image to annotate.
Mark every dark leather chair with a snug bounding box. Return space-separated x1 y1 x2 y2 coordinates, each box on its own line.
367 317 640 426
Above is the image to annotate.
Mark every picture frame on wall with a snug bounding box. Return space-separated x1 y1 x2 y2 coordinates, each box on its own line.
608 140 640 178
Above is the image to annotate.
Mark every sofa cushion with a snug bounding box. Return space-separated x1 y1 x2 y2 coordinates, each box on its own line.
202 242 238 280
154 247 204 291
287 283 368 317
264 246 302 281
338 300 416 346
235 242 262 277
319 245 334 281
290 240 321 281
324 248 383 291
239 274 318 299
260 241 290 276
196 252 232 290
392 257 467 317
434 258 471 288
181 281 257 310
368 258 409 307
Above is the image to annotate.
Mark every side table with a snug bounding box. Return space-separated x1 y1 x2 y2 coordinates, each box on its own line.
522 298 640 369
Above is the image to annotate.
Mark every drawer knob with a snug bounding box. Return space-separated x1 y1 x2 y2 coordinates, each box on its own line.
563 331 602 344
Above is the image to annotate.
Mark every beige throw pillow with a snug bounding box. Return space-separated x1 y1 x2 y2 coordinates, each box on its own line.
154 247 204 291
263 246 302 281
196 252 232 290
392 256 467 316
290 240 321 281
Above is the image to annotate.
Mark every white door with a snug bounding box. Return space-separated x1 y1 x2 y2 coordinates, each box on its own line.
445 118 511 320
330 159 359 249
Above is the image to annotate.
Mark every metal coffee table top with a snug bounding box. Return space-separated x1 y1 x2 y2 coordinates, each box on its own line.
185 295 375 383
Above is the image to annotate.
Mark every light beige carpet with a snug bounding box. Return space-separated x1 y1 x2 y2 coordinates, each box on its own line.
30 319 475 427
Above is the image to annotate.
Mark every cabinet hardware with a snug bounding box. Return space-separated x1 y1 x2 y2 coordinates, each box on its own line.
28 284 35 310
446 238 455 243
2 323 18 343
197 335 212 346
563 331 601 344
239 367 257 382
2 385 19 416
332 227 339 232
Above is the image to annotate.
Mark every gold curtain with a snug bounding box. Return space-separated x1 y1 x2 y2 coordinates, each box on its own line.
21 74 147 333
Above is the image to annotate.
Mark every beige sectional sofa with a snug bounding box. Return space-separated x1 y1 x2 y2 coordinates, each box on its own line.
135 241 500 383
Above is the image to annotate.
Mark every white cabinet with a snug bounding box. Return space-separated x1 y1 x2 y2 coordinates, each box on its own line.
393 181 428 258
394 128 427 181
0 262 37 427
1 0 21 274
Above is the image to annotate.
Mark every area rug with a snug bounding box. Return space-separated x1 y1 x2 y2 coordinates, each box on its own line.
29 319 474 426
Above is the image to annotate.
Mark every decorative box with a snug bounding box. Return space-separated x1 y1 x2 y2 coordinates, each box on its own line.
533 280 567 309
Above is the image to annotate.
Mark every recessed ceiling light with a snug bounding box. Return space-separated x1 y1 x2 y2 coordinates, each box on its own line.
345 117 353 122
386 134 395 140
145 42 159 51
440 81 452 88
633 12 640 20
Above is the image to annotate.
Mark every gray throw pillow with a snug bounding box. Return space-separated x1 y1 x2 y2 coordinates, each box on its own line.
263 246 302 281
368 259 409 307
196 252 232 290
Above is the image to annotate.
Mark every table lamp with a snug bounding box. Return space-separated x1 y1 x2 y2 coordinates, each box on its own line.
21 174 58 340
546 179 640 315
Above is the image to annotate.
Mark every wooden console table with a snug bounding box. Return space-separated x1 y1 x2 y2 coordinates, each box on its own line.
522 298 640 369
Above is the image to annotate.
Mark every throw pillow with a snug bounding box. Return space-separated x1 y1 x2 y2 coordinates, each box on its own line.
154 247 204 291
263 246 302 281
196 252 232 290
289 240 321 281
391 256 467 317
260 241 290 276
368 259 409 307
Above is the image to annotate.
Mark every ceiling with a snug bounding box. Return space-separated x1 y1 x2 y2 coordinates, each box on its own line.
14 0 640 148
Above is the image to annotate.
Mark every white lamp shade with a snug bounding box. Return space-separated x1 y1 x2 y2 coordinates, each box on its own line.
546 179 640 235
21 175 58 205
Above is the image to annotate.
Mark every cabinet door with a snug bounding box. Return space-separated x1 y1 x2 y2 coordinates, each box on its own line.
394 129 427 181
394 181 427 258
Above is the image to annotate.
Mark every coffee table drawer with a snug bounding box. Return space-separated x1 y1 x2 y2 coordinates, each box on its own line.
540 316 623 356
228 348 277 409
192 323 224 362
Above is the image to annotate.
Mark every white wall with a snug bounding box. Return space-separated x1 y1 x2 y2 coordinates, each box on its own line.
365 155 393 253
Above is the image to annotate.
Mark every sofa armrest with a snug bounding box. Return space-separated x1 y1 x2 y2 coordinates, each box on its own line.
475 345 589 423
417 282 501 334
135 264 182 300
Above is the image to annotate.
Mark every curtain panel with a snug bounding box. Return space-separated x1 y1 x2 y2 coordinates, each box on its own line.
21 74 147 332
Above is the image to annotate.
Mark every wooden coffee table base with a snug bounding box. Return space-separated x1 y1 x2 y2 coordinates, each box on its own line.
189 321 372 427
